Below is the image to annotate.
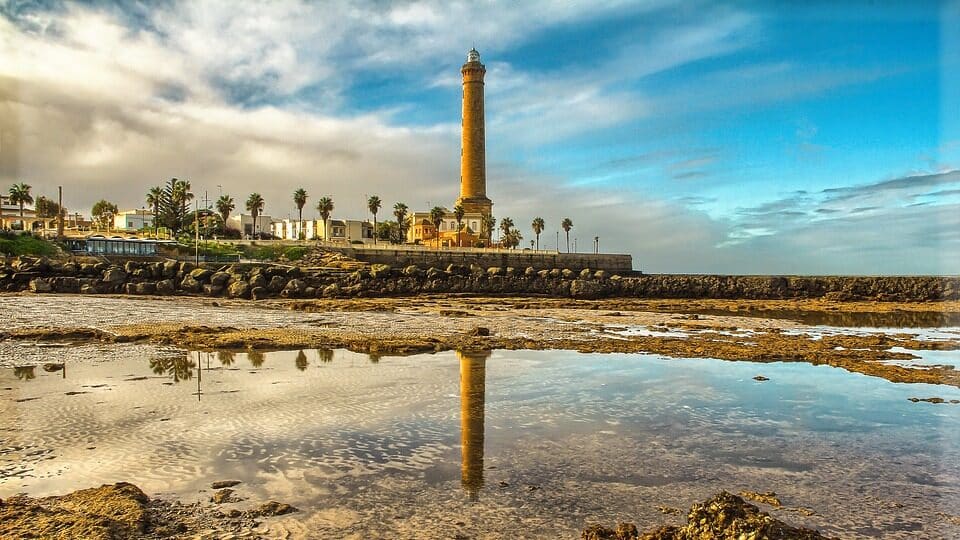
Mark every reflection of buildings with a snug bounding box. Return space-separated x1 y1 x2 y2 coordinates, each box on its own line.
459 349 490 500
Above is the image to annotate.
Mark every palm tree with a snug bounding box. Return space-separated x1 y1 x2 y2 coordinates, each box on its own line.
499 217 514 246
393 202 408 243
245 193 265 238
453 204 465 247
9 182 32 229
481 214 495 245
531 217 545 250
561 217 573 252
146 186 162 236
316 196 334 241
216 195 234 228
429 206 445 249
173 178 193 227
367 195 381 245
292 188 308 240
91 199 118 231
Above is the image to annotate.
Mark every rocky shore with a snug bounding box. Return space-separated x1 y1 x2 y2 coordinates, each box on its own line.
2 254 958 302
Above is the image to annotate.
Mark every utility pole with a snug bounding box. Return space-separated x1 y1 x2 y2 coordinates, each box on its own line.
194 199 200 266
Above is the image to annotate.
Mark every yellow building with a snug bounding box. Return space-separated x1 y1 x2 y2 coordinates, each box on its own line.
407 208 488 247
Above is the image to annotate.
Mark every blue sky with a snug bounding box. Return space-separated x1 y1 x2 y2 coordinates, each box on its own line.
1 0 958 274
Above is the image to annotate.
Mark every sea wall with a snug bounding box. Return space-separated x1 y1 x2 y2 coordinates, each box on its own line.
0 256 957 302
318 245 634 273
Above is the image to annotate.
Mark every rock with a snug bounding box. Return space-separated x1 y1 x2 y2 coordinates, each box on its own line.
561 269 576 279
250 286 269 300
322 283 341 297
579 268 593 279
203 284 224 297
570 279 604 299
251 501 298 517
210 271 231 287
469 263 485 276
135 282 156 295
123 261 138 274
282 279 307 297
162 260 179 279
267 275 287 293
189 268 213 281
53 277 80 293
155 279 176 295
524 267 537 277
248 274 267 289
595 270 608 280
227 281 251 299
537 269 550 278
584 491 830 540
286 266 303 278
210 489 242 504
446 264 469 276
753 375 770 381
29 278 53 293
370 264 392 279
42 363 64 372
426 267 444 279
211 480 242 490
124 283 137 295
738 490 782 508
505 267 516 277
487 267 502 277
403 265 422 277
180 275 203 293
101 267 128 284
469 327 491 337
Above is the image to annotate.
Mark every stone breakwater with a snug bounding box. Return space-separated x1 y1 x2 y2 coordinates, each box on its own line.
1 256 957 301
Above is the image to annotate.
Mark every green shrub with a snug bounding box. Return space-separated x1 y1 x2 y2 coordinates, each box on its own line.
0 233 59 257
283 246 308 261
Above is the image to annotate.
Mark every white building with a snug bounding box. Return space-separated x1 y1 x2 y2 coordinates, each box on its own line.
271 217 375 243
113 210 155 231
226 214 274 238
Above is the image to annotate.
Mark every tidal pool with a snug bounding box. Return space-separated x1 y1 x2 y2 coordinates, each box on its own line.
2 349 960 538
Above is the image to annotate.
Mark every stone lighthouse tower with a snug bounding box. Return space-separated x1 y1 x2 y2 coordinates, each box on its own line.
457 48 493 228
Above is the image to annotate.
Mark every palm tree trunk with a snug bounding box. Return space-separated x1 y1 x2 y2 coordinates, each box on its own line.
566 232 570 253
373 214 377 245
536 234 539 250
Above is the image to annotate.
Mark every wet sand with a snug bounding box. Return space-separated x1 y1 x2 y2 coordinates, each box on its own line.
1 294 959 388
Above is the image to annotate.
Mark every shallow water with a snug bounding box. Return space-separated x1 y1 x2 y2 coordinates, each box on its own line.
2 349 960 538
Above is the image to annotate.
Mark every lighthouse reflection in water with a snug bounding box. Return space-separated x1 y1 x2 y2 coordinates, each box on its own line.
458 349 489 501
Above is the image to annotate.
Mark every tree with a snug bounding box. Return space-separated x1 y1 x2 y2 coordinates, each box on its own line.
245 193 265 238
376 221 396 243
481 214 495 245
91 199 119 230
316 196 334 241
8 182 32 228
146 186 162 236
453 204 465 247
502 227 523 249
293 188 308 240
429 206 445 249
561 218 573 253
216 195 235 228
531 217 545 250
367 195 382 245
499 217 514 245
393 202 409 243
35 195 61 223
157 178 193 234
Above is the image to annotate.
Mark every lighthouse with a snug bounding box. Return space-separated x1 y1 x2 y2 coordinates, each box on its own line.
457 48 493 235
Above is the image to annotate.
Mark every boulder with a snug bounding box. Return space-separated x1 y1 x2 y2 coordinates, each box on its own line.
282 279 307 297
162 260 179 279
210 271 231 287
250 286 269 300
29 278 53 293
322 283 341 297
248 274 267 289
189 268 213 282
469 263 485 276
579 268 593 279
267 275 287 293
180 275 203 293
227 280 251 299
446 264 469 276
594 270 608 280
102 267 128 284
124 261 139 274
155 279 176 295
53 277 80 293
370 264 392 279
549 268 562 279
203 284 224 297
561 269 576 279
570 279 605 299
403 265 422 277
135 282 157 295
524 267 537 277
505 267 516 277
426 267 444 279
487 267 502 277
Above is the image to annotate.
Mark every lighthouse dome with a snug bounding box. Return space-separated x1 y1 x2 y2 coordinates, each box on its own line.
467 48 480 63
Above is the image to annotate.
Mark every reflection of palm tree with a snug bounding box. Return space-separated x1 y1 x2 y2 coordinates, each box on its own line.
317 348 334 363
149 356 196 382
217 351 235 366
458 349 490 501
248 350 265 368
295 350 309 371
14 366 36 381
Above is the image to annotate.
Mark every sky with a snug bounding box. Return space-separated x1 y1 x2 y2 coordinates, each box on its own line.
1 0 958 275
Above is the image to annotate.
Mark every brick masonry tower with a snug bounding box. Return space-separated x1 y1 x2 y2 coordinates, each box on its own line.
458 48 493 229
